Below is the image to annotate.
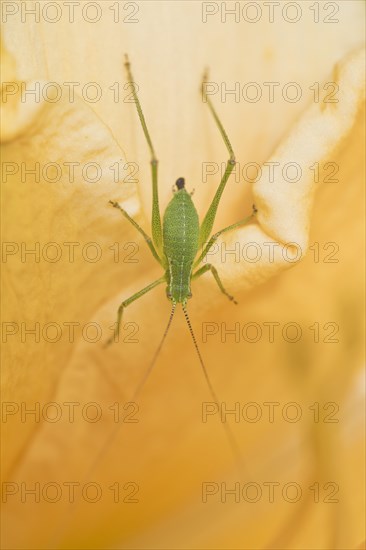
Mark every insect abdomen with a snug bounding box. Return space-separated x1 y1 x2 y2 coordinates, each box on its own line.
162 189 199 303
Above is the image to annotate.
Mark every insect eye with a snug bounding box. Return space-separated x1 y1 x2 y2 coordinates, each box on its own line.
175 177 185 190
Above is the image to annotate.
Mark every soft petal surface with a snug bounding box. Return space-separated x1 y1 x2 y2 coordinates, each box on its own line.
1 2 365 549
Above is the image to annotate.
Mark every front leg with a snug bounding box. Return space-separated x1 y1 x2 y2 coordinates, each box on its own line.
195 205 257 268
109 200 163 265
192 264 237 304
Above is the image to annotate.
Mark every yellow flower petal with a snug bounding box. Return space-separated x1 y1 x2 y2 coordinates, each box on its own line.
2 2 365 549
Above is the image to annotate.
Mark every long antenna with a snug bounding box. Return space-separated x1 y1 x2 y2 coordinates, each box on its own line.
131 301 176 401
46 301 177 548
85 302 177 472
182 304 242 462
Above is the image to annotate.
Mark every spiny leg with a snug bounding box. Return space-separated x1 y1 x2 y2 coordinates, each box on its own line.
109 200 162 264
124 55 163 252
199 70 236 248
105 276 166 347
195 205 257 268
192 263 237 304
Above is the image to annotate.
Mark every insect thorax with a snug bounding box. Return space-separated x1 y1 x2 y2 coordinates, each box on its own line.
162 188 199 303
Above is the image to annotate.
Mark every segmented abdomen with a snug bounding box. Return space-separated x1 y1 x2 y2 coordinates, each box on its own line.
162 190 199 303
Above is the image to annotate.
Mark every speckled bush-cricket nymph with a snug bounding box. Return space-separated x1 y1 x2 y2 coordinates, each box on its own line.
107 55 257 458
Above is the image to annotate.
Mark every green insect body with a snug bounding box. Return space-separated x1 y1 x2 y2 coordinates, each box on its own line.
106 56 257 459
163 183 199 304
